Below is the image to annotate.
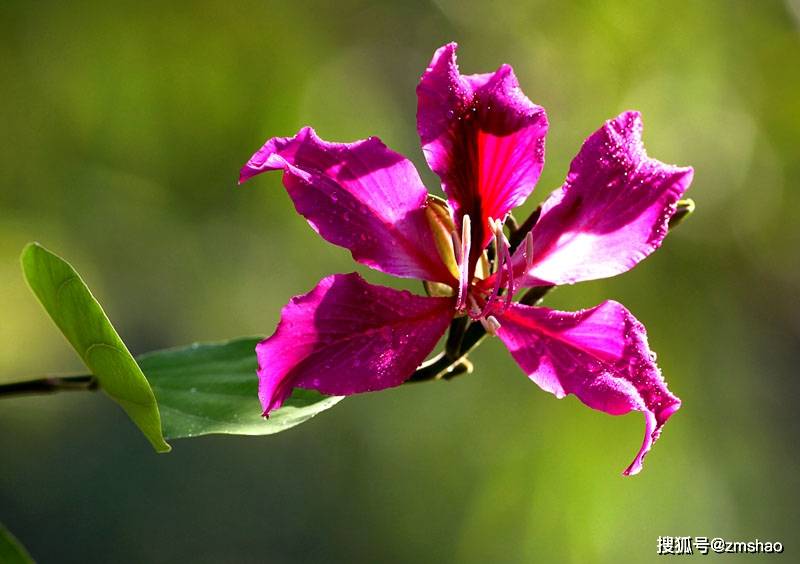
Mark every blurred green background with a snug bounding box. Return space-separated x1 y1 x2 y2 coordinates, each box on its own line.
2 0 799 562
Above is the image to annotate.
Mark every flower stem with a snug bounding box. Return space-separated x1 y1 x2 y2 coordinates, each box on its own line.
518 285 554 306
505 213 519 233
406 319 488 383
444 315 468 360
508 205 541 252
0 375 97 398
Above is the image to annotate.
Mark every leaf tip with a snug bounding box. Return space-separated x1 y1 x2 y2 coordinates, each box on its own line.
20 241 41 266
155 441 172 454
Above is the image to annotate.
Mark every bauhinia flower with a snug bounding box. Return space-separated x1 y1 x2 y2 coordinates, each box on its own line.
239 43 693 475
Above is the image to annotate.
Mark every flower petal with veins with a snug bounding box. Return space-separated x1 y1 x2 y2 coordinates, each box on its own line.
510 111 693 287
240 128 455 284
257 273 454 415
417 43 548 254
496 300 681 475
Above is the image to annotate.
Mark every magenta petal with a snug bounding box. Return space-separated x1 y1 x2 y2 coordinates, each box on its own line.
257 273 454 415
417 43 548 251
515 111 693 286
496 301 681 475
240 128 454 284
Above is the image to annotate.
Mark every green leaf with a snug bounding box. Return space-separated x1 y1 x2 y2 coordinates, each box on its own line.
0 523 35 564
20 243 170 453
19 243 341 447
138 338 344 439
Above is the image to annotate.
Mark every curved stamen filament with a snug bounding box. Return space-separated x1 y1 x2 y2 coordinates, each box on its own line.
450 227 462 263
467 294 482 318
474 217 506 319
467 295 500 337
455 214 471 312
460 216 519 325
501 224 515 310
524 231 534 270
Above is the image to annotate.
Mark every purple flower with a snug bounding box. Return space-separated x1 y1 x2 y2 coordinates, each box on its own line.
240 43 693 475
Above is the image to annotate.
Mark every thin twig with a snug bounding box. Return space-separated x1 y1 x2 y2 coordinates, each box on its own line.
406 320 488 383
444 316 468 360
0 375 97 398
508 205 541 252
518 285 554 306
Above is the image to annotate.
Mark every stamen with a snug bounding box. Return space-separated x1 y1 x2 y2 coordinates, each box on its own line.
479 315 501 335
501 233 515 310
489 216 516 313
494 217 511 247
450 229 462 264
455 214 471 312
487 217 498 274
467 295 483 320
524 231 534 270
461 215 471 263
474 217 507 319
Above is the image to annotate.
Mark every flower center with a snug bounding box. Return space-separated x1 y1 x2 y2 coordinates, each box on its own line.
460 216 507 333
424 197 536 335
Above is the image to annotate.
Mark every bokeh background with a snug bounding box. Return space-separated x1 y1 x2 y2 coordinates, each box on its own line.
2 0 799 562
